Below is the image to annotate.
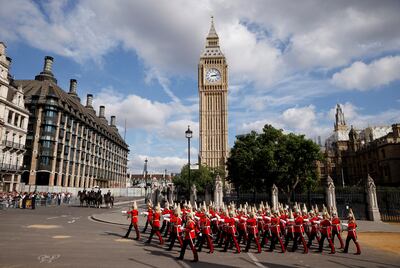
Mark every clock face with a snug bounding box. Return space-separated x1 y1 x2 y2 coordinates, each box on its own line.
206 68 221 83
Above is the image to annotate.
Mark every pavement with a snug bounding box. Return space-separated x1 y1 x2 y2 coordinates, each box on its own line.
1 197 400 268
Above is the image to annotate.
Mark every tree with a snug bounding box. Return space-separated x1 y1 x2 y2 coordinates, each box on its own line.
172 164 215 199
226 124 323 203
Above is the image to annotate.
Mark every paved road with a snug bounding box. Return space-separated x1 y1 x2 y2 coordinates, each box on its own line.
0 202 399 268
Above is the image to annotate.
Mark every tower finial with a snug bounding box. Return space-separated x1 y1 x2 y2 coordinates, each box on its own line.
207 16 218 39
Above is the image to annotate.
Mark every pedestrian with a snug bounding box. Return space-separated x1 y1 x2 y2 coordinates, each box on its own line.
31 192 36 210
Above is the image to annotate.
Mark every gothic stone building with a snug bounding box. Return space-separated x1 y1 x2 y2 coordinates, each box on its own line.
321 104 400 186
15 56 129 189
0 42 29 192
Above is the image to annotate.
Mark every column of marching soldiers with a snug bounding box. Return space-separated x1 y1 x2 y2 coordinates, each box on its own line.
123 199 361 262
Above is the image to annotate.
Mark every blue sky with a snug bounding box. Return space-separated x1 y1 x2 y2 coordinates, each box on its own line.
1 0 399 173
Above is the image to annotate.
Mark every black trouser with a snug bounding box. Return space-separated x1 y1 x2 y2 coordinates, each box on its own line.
179 238 198 261
125 222 140 239
319 233 335 253
163 222 171 237
160 220 167 233
31 199 36 209
237 229 247 245
292 232 308 253
260 230 271 248
142 219 151 233
245 233 261 252
307 232 319 248
168 232 182 250
284 232 294 249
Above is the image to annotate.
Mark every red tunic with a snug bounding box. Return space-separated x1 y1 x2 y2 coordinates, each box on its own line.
225 217 237 234
262 216 271 232
331 217 341 232
152 212 161 228
200 216 211 235
239 214 248 231
271 216 281 235
320 219 332 236
246 218 258 235
185 219 196 239
347 221 357 238
294 216 305 233
127 209 139 224
309 216 320 233
171 215 183 233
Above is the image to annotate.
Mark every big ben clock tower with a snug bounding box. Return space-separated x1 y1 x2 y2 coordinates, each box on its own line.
199 17 228 170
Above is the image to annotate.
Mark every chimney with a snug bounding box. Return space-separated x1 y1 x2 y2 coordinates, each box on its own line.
43 56 54 74
69 79 77 94
110 116 116 127
86 94 93 108
99 105 105 118
35 56 57 83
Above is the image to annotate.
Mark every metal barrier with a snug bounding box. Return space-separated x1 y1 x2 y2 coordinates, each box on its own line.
0 197 80 209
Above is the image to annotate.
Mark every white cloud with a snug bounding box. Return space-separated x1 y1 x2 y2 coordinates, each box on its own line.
282 105 316 131
129 154 187 174
92 88 173 130
3 0 399 93
161 120 199 141
331 56 400 90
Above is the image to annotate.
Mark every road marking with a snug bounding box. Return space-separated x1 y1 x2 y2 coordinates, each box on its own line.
114 238 133 242
52 235 71 239
47 216 59 220
38 254 60 263
27 224 61 229
67 220 75 224
247 253 268 268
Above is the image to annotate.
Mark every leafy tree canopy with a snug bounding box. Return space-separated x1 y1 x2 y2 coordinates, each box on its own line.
227 124 323 202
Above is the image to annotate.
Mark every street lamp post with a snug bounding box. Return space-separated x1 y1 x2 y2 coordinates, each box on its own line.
185 126 193 201
144 158 148 203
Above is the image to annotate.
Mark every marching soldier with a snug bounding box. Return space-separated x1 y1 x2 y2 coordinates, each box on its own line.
331 210 344 249
146 204 164 245
307 209 320 249
167 205 183 250
124 201 140 240
343 209 361 255
178 212 199 262
269 210 286 253
318 211 335 254
142 201 153 233
292 209 308 253
245 211 261 253
237 210 248 245
223 210 241 253
197 211 214 253
284 210 295 250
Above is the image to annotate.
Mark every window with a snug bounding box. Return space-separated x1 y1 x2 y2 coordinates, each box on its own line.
45 110 57 117
19 116 24 128
42 140 52 148
7 111 13 124
14 114 19 126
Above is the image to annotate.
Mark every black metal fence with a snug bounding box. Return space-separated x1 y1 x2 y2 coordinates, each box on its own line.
223 192 271 206
377 187 400 222
335 187 368 220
